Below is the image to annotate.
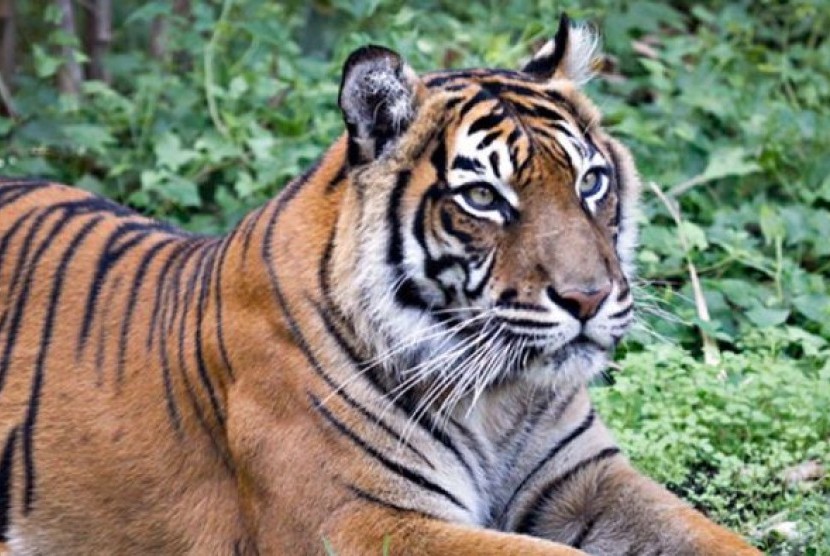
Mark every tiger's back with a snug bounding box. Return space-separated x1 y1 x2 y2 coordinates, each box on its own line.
0 180 248 553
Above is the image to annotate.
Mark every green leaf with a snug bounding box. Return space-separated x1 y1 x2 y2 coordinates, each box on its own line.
758 205 786 244
62 124 115 155
700 147 762 184
33 45 62 78
141 170 201 208
745 307 790 328
792 295 830 324
678 221 708 251
154 133 197 171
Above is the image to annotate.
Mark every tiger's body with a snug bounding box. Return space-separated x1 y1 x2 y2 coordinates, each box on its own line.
0 17 759 555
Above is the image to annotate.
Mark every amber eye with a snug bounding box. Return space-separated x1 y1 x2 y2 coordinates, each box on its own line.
462 184 498 210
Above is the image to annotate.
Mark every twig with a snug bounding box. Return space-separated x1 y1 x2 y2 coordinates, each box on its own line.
647 181 721 367
55 0 83 96
203 0 234 141
667 173 708 198
0 70 16 117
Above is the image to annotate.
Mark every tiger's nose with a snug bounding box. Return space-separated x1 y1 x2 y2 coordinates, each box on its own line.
547 284 612 322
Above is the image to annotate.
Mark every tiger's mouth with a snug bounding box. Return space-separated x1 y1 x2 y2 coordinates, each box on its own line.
440 311 608 372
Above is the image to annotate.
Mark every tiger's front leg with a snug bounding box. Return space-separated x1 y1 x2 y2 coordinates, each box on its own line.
496 390 761 555
322 505 588 556
529 458 762 555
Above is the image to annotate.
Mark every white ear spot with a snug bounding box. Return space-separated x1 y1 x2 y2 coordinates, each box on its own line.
560 22 601 85
522 16 602 87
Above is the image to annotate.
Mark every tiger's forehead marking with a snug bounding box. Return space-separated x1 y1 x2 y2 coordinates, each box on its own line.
549 120 607 178
447 100 522 208
434 74 599 199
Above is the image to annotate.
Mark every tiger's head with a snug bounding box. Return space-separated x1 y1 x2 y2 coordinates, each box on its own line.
330 16 640 397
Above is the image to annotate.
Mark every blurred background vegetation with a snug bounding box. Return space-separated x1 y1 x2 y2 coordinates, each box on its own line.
1 0 828 552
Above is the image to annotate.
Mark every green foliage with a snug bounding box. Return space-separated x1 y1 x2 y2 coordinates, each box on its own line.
595 334 830 552
2 0 828 552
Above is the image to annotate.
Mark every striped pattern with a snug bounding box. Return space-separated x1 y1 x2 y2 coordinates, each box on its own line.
0 38 690 553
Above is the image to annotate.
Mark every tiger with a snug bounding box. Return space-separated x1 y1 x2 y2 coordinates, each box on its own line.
0 15 760 556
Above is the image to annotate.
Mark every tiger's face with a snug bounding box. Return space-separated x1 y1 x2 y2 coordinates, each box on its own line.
334 20 640 395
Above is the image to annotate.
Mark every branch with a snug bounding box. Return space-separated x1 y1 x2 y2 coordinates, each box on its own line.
646 181 721 367
0 70 16 118
55 0 83 96
0 0 15 117
84 0 112 82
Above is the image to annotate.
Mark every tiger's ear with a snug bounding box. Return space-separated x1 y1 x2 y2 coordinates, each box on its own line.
338 45 422 166
521 13 601 85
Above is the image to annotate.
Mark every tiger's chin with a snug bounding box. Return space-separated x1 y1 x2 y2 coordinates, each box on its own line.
504 335 611 392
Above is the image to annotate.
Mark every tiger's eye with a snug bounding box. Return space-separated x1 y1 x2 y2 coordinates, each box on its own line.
467 186 495 207
579 171 599 195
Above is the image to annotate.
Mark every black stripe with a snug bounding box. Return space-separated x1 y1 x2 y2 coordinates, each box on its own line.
318 229 339 306
514 446 621 534
499 317 559 329
177 241 233 469
386 171 411 266
499 408 596 524
156 245 204 434
193 241 225 426
531 102 568 124
310 393 467 511
440 207 473 243
609 305 632 320
0 209 39 338
213 228 238 380
488 151 502 179
451 156 484 173
457 89 493 120
94 276 122 385
430 135 447 181
169 242 215 440
23 216 102 512
117 238 178 384
605 140 626 249
77 220 178 358
240 207 266 260
0 205 83 393
347 484 439 520
325 160 349 193
386 172 430 309
0 183 45 210
1 209 52 336
464 254 494 300
310 302 435 469
0 427 18 541
496 389 561 470
147 241 195 353
477 129 502 150
468 112 505 136
572 512 601 548
179 242 226 427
